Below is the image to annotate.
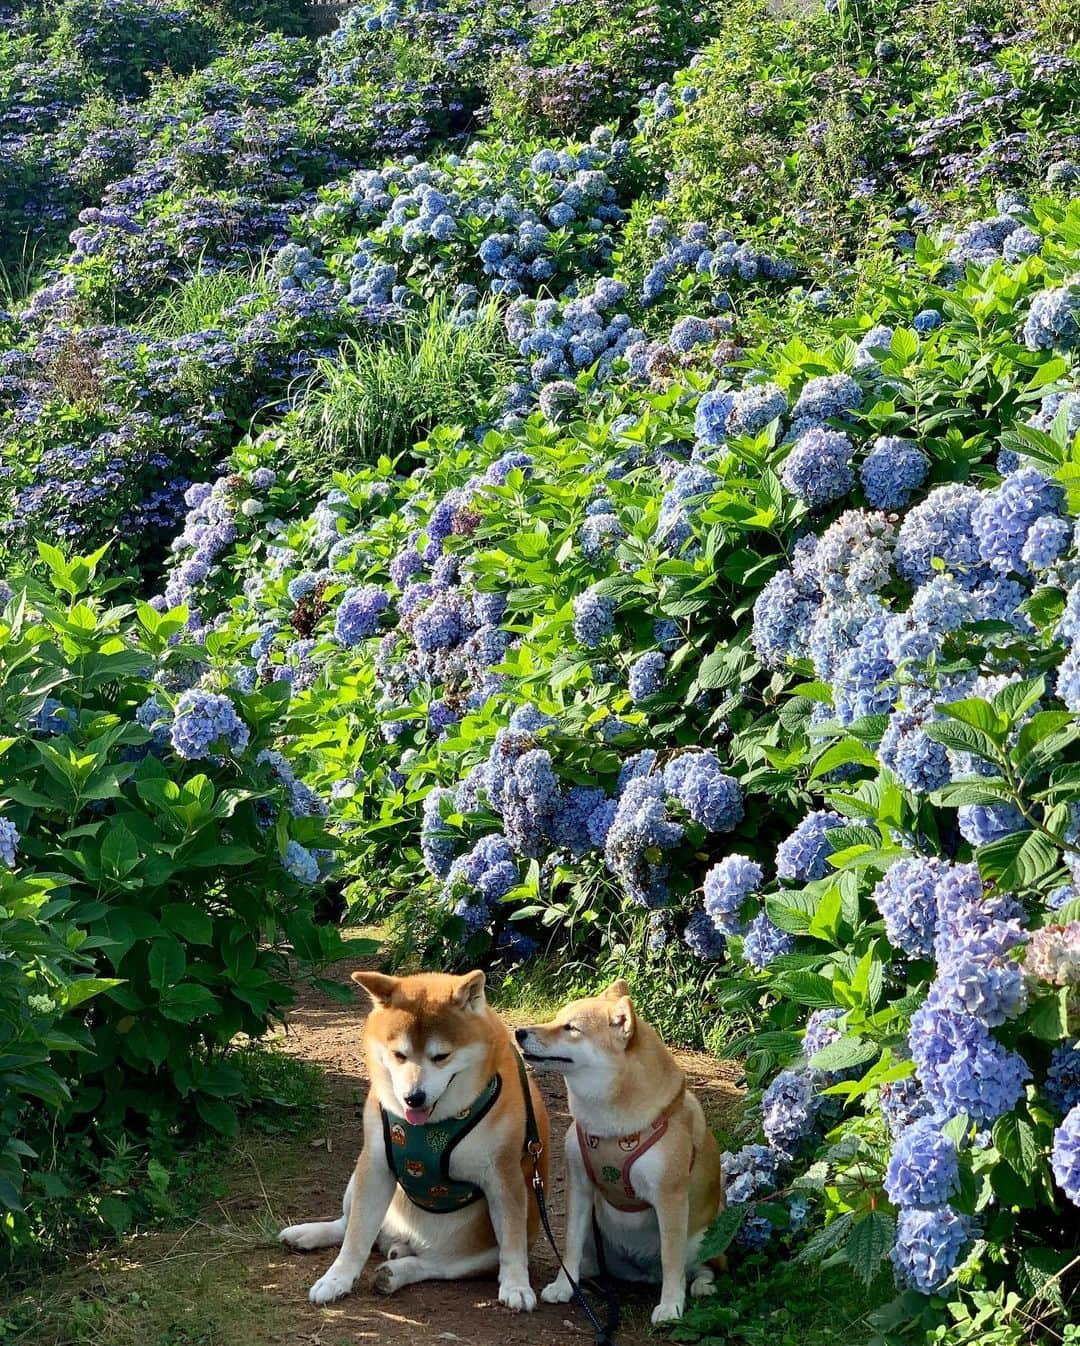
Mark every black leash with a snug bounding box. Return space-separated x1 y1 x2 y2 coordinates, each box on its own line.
515 1051 620 1346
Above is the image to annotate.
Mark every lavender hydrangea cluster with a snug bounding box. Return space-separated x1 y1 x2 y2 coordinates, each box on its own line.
170 689 250 760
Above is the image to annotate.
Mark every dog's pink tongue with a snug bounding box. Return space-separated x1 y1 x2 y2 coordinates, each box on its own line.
405 1105 433 1125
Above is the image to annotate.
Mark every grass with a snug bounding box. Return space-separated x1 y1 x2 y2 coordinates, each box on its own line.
137 260 273 339
672 1260 893 1346
0 1045 325 1346
293 295 514 477
0 237 47 310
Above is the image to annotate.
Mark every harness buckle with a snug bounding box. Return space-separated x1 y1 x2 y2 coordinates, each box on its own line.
527 1139 544 1159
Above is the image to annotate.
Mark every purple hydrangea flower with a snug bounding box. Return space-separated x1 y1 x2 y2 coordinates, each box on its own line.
1051 1105 1080 1206
781 428 855 509
170 690 249 760
884 1121 960 1208
890 1206 970 1293
776 810 844 882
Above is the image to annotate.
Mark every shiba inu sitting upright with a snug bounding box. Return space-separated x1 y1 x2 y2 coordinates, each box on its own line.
516 979 724 1325
280 969 550 1312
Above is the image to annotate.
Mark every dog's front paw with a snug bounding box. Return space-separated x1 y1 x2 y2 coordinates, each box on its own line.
309 1266 356 1305
651 1295 686 1325
499 1281 537 1313
540 1274 574 1305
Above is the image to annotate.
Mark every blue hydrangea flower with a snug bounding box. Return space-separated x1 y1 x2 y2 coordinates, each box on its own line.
335 584 389 646
704 854 763 935
743 910 794 970
814 510 894 599
684 908 727 959
695 390 735 446
1022 514 1070 571
880 1074 935 1138
895 484 984 583
573 588 615 648
860 436 929 509
282 840 320 885
803 1007 845 1060
721 1143 778 1204
1051 1105 1080 1207
957 803 1026 848
776 810 844 882
664 752 744 832
880 706 951 794
751 567 820 667
727 382 787 438
885 1121 960 1208
1023 283 1080 351
971 467 1064 576
1046 1045 1080 1114
628 651 666 702
670 316 715 352
421 787 457 879
170 690 249 760
762 1068 821 1155
872 856 949 959
781 428 855 509
908 994 1030 1122
0 818 18 868
890 1206 970 1293
604 775 683 908
790 373 862 428
913 310 942 334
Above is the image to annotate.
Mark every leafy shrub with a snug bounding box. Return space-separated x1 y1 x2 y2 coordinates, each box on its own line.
0 544 346 1257
48 0 219 97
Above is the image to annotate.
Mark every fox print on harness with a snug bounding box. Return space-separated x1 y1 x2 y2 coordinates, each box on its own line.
576 1083 693 1212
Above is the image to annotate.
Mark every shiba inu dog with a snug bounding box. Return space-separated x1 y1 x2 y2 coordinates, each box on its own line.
279 969 551 1312
515 979 725 1324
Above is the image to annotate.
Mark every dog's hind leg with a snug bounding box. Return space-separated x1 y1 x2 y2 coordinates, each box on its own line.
372 1246 499 1296
279 1172 354 1251
689 1266 717 1298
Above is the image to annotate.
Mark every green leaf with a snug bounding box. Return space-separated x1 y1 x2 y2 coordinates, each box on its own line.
923 720 1001 762
809 1036 879 1073
195 1096 239 1137
98 1196 132 1233
148 938 186 992
976 829 1058 892
941 698 1007 741
62 977 123 1010
100 823 141 879
698 1205 745 1260
993 1115 1041 1178
1027 987 1070 1041
846 1211 895 1286
159 983 217 1023
160 903 213 945
810 739 877 780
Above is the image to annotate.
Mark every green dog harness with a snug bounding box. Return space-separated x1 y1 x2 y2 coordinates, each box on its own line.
381 1073 503 1213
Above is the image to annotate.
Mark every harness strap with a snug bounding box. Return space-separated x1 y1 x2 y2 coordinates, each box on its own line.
513 1050 619 1346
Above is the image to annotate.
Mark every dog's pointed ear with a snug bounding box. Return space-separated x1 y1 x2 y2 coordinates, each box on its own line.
609 994 636 1047
452 969 487 1012
604 978 631 999
352 971 399 1006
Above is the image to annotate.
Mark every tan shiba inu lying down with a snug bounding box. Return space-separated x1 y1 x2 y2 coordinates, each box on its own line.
279 969 551 1312
516 979 725 1325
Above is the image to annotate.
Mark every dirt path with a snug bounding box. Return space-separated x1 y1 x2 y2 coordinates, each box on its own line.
260 963 745 1346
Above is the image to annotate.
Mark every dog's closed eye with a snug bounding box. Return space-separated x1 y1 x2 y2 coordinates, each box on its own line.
562 1024 579 1034
430 1052 450 1064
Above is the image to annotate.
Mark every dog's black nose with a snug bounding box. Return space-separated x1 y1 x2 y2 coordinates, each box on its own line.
404 1088 426 1108
514 1028 528 1044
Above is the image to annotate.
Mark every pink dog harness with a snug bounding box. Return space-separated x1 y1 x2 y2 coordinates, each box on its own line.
576 1090 689 1213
